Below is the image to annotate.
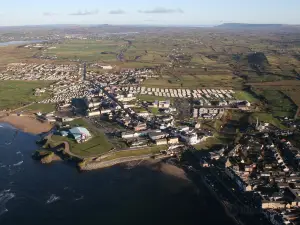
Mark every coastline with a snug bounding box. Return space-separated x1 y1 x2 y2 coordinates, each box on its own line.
0 114 53 134
80 154 170 170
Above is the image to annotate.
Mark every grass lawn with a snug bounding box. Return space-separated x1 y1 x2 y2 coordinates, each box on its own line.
253 89 296 118
132 107 147 113
143 75 243 89
23 103 56 113
71 133 113 157
194 136 227 150
138 94 173 102
45 39 123 62
284 90 300 115
249 112 286 129
67 118 91 128
116 61 161 69
150 107 160 115
0 80 52 110
0 46 38 67
51 132 113 157
50 118 114 157
233 91 260 103
102 145 167 161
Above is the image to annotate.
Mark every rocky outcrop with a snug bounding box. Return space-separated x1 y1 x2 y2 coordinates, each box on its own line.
40 152 57 164
32 150 61 164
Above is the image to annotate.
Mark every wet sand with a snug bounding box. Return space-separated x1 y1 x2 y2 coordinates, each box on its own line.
127 159 189 181
125 160 193 194
0 114 52 134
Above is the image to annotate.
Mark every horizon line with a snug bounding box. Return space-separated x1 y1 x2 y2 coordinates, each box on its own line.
0 22 299 28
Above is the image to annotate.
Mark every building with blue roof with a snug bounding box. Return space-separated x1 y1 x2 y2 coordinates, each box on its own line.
60 131 69 137
69 127 92 143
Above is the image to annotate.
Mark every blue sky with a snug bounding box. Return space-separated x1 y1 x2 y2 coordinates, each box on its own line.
1 0 300 26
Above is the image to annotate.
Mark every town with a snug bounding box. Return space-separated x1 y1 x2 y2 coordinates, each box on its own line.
2 61 298 224
0 62 253 150
190 120 300 225
3 61 299 225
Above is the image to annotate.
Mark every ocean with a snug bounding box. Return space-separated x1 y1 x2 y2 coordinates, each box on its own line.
0 123 234 225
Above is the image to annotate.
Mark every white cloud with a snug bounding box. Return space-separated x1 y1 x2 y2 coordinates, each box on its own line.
138 7 184 14
69 10 99 16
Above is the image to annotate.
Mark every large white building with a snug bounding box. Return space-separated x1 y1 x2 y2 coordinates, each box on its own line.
180 131 199 145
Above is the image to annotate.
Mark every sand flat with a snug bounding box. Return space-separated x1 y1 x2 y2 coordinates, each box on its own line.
0 114 52 134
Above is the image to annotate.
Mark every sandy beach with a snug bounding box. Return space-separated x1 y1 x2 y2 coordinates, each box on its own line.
0 114 53 134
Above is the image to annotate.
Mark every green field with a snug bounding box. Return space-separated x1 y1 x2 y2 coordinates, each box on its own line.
52 133 113 157
233 91 260 103
23 103 56 113
45 39 124 62
0 46 39 68
150 107 160 115
194 136 232 151
143 75 244 88
0 80 52 110
138 94 170 102
253 89 296 117
249 112 286 129
51 119 114 157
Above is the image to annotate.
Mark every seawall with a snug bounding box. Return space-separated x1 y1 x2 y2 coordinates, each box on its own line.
81 154 170 171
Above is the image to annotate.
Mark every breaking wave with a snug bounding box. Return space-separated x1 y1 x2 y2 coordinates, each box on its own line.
13 161 23 167
74 195 84 201
46 194 60 204
0 189 15 216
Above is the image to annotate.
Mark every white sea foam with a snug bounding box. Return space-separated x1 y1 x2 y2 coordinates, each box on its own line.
16 151 22 155
0 189 15 216
46 194 60 204
13 161 23 167
74 195 84 201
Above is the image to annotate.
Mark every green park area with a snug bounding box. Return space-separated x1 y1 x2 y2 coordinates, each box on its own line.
0 80 52 110
143 75 244 89
138 94 169 102
23 103 56 113
249 112 287 129
253 89 296 118
233 91 260 103
45 39 124 62
48 119 114 157
194 137 226 151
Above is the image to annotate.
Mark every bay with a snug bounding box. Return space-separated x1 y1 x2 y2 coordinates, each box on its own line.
0 123 233 225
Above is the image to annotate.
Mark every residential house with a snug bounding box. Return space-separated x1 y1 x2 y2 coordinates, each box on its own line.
134 123 147 132
262 201 286 209
168 137 179 145
156 138 168 146
149 132 167 141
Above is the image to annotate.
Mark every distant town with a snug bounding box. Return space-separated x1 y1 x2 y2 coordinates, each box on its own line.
1 23 300 225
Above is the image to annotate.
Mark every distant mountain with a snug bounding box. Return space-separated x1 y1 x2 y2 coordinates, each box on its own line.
216 23 285 29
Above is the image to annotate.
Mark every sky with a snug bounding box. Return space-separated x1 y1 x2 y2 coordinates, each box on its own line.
1 0 300 26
